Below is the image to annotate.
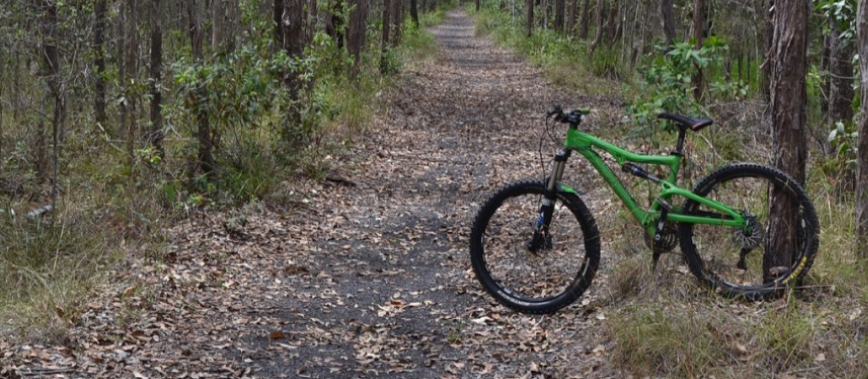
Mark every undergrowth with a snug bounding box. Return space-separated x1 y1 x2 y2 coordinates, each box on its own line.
469 4 624 98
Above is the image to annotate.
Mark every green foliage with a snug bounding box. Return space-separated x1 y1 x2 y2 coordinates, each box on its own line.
627 38 730 136
817 0 857 41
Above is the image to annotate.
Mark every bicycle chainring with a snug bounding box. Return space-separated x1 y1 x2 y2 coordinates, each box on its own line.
644 224 679 254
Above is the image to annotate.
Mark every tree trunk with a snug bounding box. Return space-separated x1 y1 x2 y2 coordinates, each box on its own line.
412 0 420 26
766 0 808 281
525 0 533 36
828 19 855 126
761 0 774 102
274 0 285 47
187 1 214 176
820 23 832 117
149 0 164 157
565 0 576 35
347 0 368 77
93 0 108 129
692 0 704 101
284 0 305 136
856 0 868 255
381 0 392 72
660 0 675 48
554 0 564 31
589 0 606 58
579 0 590 38
125 0 139 162
392 0 403 46
475 0 480 12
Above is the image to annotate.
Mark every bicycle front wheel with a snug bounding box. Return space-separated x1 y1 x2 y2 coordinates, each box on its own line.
469 180 600 314
679 164 819 300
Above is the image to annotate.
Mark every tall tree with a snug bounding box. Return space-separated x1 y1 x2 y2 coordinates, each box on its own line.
589 0 606 58
579 0 590 38
526 0 534 36
274 0 285 47
555 0 565 31
37 0 63 190
284 0 306 132
766 0 808 280
566 0 576 35
347 0 368 77
827 18 855 126
660 0 676 48
761 0 774 101
855 0 868 255
692 0 705 101
411 0 420 26
149 0 164 156
187 1 214 175
381 0 392 72
93 0 108 128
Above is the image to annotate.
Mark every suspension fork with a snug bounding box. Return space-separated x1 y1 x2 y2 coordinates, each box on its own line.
530 149 571 252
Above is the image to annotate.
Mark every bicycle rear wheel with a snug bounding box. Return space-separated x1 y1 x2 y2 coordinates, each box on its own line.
679 164 819 300
469 180 600 314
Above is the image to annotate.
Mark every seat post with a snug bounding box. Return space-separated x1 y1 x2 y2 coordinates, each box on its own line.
672 129 687 156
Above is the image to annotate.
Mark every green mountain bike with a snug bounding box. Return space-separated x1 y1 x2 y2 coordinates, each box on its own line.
469 105 820 314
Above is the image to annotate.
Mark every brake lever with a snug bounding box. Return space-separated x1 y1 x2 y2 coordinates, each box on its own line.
547 104 563 119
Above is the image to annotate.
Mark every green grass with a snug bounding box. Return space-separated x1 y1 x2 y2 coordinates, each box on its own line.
469 4 624 98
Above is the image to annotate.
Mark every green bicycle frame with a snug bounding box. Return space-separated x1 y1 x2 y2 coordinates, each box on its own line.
560 128 746 235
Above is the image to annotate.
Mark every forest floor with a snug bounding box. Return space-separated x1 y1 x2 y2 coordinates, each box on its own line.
2 9 632 379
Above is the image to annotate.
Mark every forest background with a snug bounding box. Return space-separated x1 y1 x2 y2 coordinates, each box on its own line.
3 0 868 377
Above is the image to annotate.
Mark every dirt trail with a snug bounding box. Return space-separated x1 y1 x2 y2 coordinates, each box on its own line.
245 10 622 378
1 9 624 379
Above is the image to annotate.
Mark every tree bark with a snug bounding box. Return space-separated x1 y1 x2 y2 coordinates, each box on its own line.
187 1 214 176
855 0 868 255
347 0 368 77
381 0 392 72
579 0 590 38
762 0 774 102
692 0 705 101
554 0 565 31
820 22 832 117
412 0 420 26
149 0 164 157
565 0 576 35
660 0 675 48
93 0 108 129
827 19 855 126
274 0 285 47
125 0 139 161
589 0 605 58
392 0 402 46
525 0 534 37
766 0 808 281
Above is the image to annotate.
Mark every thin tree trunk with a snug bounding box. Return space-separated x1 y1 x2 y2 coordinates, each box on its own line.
660 0 675 48
149 0 164 157
820 23 832 117
347 0 368 77
284 0 305 137
274 0 285 47
381 0 392 72
187 1 214 175
555 0 565 31
767 0 808 281
579 0 590 38
855 0 868 255
589 0 605 58
412 0 420 26
762 0 774 102
392 0 403 46
526 0 534 36
828 19 855 126
126 0 139 163
566 0 575 35
93 0 108 128
692 0 705 101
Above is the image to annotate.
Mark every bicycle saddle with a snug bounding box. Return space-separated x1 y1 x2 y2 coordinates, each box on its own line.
657 113 713 132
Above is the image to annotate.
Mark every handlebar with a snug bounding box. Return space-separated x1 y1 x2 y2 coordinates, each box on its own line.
547 104 590 127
